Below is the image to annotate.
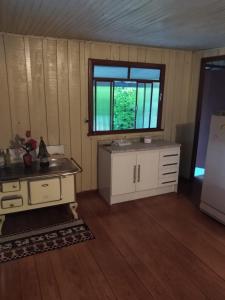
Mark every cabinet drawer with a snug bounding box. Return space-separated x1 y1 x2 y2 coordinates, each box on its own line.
160 148 180 158
160 149 180 166
1 181 20 193
1 197 23 209
159 174 178 186
29 177 61 205
160 156 179 166
159 164 179 177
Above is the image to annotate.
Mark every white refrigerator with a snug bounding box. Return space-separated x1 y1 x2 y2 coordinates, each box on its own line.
200 114 225 224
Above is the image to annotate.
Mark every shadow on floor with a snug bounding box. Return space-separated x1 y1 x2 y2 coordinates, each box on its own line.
2 204 73 235
178 177 203 207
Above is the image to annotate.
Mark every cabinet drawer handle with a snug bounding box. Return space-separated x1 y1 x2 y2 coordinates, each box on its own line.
162 180 176 184
12 185 17 188
10 203 15 207
162 171 177 175
138 165 141 182
41 184 49 187
162 163 178 166
133 166 136 183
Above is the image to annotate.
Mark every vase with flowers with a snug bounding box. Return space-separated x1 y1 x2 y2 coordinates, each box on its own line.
10 131 37 167
22 131 37 168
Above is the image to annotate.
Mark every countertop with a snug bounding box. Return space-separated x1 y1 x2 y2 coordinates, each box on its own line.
0 157 81 182
101 140 181 153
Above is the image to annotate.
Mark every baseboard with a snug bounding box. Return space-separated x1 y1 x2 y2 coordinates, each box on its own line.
77 189 98 197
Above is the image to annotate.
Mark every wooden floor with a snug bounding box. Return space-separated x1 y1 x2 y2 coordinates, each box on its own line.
1 182 225 299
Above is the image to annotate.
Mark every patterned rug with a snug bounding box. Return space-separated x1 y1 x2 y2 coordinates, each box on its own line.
0 219 94 263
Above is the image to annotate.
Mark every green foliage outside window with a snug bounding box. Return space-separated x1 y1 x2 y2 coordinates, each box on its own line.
113 86 136 130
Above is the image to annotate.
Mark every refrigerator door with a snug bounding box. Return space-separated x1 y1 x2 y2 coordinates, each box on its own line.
200 115 225 221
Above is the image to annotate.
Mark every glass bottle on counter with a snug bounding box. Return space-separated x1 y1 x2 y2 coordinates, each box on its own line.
4 149 11 166
0 150 4 167
38 137 49 168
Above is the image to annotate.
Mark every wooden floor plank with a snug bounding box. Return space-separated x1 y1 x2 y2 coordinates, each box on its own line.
89 205 205 300
49 246 100 300
74 243 117 300
19 256 42 300
0 260 23 300
161 194 225 246
117 203 225 300
35 252 61 300
2 185 225 300
137 194 225 280
86 218 154 300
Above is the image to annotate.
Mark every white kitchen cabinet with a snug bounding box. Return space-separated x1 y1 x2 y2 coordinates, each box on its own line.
98 143 180 205
136 151 159 192
111 153 136 195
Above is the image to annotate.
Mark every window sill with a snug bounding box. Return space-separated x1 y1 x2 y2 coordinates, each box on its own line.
87 128 164 136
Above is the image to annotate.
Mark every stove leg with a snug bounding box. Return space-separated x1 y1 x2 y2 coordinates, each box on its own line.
0 215 5 235
69 202 78 220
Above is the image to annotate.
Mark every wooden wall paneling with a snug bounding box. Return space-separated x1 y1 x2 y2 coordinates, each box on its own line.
4 34 30 137
160 50 170 135
0 33 200 189
179 51 192 123
56 39 71 157
90 42 111 189
68 40 82 192
137 47 146 62
119 45 129 60
43 38 59 145
0 35 12 147
201 48 219 58
80 41 92 191
128 46 138 62
218 48 225 56
110 44 120 60
187 52 201 124
176 51 193 177
90 42 111 60
171 51 186 141
24 37 48 141
145 48 163 64
163 50 176 141
200 47 225 57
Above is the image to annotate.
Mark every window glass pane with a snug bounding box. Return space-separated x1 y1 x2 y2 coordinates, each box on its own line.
130 68 160 80
150 82 160 128
136 83 145 129
143 83 152 128
95 81 111 131
113 81 136 130
94 65 128 79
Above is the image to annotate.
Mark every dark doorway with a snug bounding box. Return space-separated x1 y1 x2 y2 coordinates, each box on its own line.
191 55 225 178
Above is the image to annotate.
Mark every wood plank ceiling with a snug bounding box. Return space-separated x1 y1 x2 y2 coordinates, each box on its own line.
1 0 225 50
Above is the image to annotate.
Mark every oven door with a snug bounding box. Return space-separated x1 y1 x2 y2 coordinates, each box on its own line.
29 177 61 205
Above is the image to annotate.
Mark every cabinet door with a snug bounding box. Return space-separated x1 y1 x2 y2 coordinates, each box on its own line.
136 150 159 191
111 153 136 195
